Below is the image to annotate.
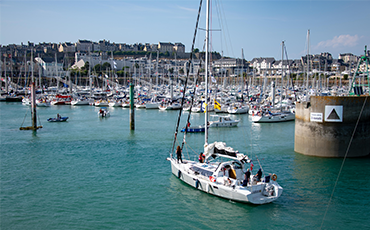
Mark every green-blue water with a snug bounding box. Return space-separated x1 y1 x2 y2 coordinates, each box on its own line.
1 102 369 229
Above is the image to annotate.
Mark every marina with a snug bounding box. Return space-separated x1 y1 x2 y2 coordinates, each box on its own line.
1 102 370 229
1 0 369 227
1 31 369 230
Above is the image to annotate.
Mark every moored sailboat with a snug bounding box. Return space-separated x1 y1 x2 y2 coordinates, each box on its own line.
252 110 295 123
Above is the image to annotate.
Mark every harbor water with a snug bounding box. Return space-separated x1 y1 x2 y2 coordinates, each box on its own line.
1 102 369 229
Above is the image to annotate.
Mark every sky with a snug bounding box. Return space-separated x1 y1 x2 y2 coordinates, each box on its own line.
0 0 369 61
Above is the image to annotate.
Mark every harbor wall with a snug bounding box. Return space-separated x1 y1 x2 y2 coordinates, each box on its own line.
294 95 370 157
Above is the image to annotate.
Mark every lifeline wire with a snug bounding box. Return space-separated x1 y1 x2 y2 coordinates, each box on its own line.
320 96 368 229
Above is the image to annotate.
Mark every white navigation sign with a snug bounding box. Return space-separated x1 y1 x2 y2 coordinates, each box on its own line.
310 112 323 122
325 105 343 122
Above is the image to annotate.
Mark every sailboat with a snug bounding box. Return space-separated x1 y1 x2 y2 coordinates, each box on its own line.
252 41 295 123
167 0 283 204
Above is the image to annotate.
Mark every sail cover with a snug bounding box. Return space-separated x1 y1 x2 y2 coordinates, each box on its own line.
214 146 237 157
204 142 238 159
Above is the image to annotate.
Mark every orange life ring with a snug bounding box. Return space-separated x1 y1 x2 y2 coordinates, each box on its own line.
272 174 277 181
209 176 216 182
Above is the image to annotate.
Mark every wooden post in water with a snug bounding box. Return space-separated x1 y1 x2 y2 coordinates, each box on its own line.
20 82 42 130
129 83 135 130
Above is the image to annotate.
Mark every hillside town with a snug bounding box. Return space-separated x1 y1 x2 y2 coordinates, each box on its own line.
1 40 368 89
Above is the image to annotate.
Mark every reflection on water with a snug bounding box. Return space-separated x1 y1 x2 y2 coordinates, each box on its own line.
168 175 291 229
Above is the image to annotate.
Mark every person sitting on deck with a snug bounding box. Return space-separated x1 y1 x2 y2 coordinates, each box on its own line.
57 113 61 119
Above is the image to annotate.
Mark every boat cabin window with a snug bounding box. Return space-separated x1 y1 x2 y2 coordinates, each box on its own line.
190 166 213 177
232 161 242 169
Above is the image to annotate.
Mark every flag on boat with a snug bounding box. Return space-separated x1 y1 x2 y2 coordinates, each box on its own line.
203 102 208 113
214 99 221 110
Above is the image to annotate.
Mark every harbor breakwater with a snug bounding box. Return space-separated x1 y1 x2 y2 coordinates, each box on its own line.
295 95 370 157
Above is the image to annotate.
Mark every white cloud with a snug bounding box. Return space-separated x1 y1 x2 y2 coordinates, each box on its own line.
315 34 359 49
177 6 197 12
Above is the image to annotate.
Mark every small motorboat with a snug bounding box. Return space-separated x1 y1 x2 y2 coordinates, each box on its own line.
208 115 239 127
181 125 206 133
47 116 69 122
98 107 110 118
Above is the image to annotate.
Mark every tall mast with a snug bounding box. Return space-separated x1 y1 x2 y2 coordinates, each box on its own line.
148 53 152 94
38 53 42 91
89 48 92 97
31 48 34 83
281 41 284 111
55 53 59 90
31 48 37 129
306 29 310 91
205 0 210 146
156 50 159 87
4 54 8 93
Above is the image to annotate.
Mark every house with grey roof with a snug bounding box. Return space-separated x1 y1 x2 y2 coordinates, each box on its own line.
339 53 358 63
35 57 66 77
213 58 249 76
76 40 93 52
250 57 275 75
58 42 76 53
158 42 174 53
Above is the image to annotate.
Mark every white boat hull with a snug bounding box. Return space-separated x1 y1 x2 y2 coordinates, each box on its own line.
252 112 295 123
109 102 122 107
95 101 109 107
71 99 90 106
135 104 146 109
208 116 240 127
208 121 239 127
228 107 249 114
159 103 182 110
122 103 130 108
145 103 160 109
168 158 283 204
36 102 50 107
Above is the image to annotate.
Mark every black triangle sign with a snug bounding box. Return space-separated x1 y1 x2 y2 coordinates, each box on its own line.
327 109 340 120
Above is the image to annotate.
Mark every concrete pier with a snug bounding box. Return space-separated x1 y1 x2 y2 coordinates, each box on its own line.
294 96 370 157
